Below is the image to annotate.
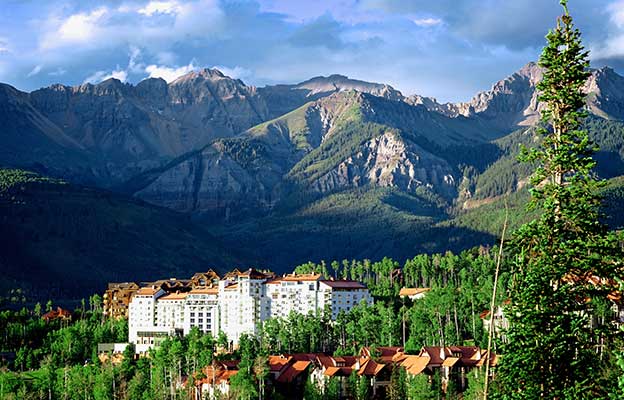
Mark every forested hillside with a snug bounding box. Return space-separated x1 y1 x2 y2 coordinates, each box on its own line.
0 169 238 304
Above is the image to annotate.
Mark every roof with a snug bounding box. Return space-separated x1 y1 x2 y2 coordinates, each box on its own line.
320 280 366 289
200 367 239 385
191 269 220 281
239 268 272 280
107 282 139 290
316 355 335 368
401 355 430 375
399 288 430 297
376 347 404 362
420 347 454 365
158 292 188 301
282 273 323 282
449 346 482 367
42 307 72 321
268 355 292 372
358 358 385 376
276 361 311 383
324 366 353 377
442 357 460 367
189 287 218 295
135 287 161 296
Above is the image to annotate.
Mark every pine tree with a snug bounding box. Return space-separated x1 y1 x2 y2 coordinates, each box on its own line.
492 1 624 399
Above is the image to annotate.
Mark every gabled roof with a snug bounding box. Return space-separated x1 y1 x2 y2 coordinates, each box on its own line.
42 307 72 321
200 366 239 385
449 346 482 367
358 358 385 376
268 355 292 372
316 355 336 368
107 282 139 290
223 268 242 279
420 347 454 365
191 269 220 281
401 355 430 376
276 361 311 383
442 357 460 367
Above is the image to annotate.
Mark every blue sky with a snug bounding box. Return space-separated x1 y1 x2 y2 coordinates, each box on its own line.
0 0 621 102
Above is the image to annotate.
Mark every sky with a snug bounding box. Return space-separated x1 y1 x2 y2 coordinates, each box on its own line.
0 0 622 102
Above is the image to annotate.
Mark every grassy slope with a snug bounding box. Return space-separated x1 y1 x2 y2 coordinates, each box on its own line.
0 169 242 302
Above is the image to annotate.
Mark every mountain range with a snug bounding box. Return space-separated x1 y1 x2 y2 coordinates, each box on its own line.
2 62 624 299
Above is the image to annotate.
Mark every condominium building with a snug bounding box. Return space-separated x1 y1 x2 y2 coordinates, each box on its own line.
103 282 140 319
183 287 219 337
127 269 372 352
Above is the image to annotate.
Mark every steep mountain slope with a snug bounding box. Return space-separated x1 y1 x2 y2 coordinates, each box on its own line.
0 83 96 181
27 69 271 185
129 90 494 216
0 169 241 301
2 63 624 278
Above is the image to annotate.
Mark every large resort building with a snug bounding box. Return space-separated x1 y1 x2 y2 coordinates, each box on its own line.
124 268 372 352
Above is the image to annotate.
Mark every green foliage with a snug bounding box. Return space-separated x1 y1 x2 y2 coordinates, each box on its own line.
406 373 439 400
0 168 64 193
492 3 624 399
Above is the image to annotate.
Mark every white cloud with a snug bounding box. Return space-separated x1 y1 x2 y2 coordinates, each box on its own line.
27 65 42 77
413 17 442 27
138 1 182 16
41 7 108 50
591 1 624 59
128 46 144 74
83 67 128 84
145 62 198 82
38 1 223 52
213 65 253 80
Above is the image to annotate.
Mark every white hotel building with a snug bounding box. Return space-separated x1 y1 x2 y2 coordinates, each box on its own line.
128 269 373 351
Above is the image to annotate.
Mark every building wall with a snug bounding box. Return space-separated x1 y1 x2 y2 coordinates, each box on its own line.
183 293 219 337
155 299 185 330
128 289 165 344
128 275 373 349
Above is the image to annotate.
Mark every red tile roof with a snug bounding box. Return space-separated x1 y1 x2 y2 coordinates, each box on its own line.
268 355 292 372
358 358 385 376
401 355 430 376
324 366 353 377
276 361 311 383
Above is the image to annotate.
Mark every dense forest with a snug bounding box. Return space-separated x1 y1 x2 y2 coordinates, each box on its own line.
0 250 517 399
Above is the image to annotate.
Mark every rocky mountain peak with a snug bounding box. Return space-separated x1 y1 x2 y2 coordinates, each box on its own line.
294 74 404 101
171 68 228 85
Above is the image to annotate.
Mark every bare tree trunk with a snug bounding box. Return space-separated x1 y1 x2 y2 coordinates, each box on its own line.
483 199 509 400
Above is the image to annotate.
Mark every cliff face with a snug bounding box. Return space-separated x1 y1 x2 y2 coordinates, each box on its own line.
26 69 272 184
133 91 464 216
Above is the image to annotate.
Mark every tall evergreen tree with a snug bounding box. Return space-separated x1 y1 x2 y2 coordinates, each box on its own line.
492 1 624 399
